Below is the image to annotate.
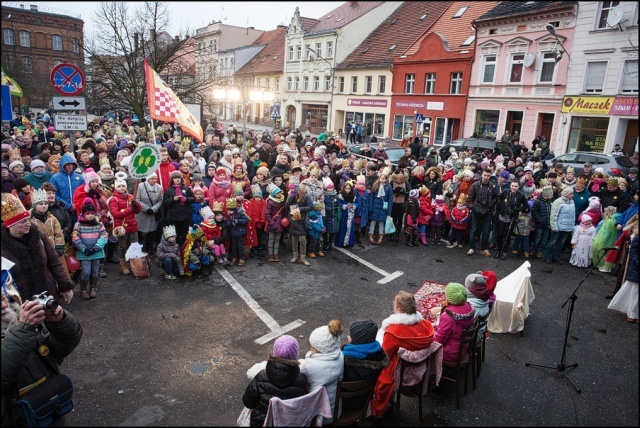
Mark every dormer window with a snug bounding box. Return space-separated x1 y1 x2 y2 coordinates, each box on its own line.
453 6 469 18
419 14 428 20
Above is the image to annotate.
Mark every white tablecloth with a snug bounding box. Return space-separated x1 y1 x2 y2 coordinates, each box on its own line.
488 261 535 334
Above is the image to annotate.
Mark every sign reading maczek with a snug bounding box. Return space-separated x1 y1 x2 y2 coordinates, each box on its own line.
562 96 638 116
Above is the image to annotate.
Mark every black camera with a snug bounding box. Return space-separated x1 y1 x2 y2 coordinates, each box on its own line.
31 291 59 311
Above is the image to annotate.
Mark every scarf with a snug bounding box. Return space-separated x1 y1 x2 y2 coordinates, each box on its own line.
232 170 246 180
591 178 605 193
212 175 230 188
376 183 386 198
342 341 383 359
98 170 114 180
340 189 355 203
324 189 337 197
268 193 284 204
468 283 492 300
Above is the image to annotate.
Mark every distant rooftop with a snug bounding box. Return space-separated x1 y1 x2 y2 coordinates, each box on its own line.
2 2 82 20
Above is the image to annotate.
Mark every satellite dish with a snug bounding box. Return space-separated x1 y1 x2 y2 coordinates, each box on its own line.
523 52 535 68
606 5 625 28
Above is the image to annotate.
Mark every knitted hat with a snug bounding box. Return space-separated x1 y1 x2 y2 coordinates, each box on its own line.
580 214 592 225
409 189 419 199
30 159 45 170
349 320 378 345
309 325 342 354
445 282 467 306
192 184 203 194
114 171 127 188
435 194 444 203
1 193 29 227
84 168 101 184
31 188 47 205
256 166 270 178
465 273 486 289
13 178 29 191
216 167 227 177
588 196 600 210
251 184 262 198
9 160 24 171
482 271 498 292
499 171 511 180
561 187 573 197
192 173 203 182
81 197 97 215
170 170 182 180
272 335 299 360
20 148 30 156
271 186 283 197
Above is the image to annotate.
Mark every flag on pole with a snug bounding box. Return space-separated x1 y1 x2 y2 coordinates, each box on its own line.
1 68 23 97
143 59 203 142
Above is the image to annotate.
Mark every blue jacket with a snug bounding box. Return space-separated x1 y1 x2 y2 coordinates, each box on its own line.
354 189 370 226
50 154 85 212
625 236 638 283
305 210 325 239
616 201 638 229
226 208 250 238
190 200 209 226
368 183 393 222
323 192 339 234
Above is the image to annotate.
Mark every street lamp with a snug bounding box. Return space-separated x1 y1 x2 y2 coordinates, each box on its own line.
213 85 274 156
546 24 570 62
306 47 334 133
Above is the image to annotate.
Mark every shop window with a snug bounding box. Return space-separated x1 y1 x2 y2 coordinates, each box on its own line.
419 117 432 144
393 115 414 140
474 110 500 139
567 117 610 153
434 118 455 146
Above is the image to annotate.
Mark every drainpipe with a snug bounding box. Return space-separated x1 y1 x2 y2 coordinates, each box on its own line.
466 23 478 140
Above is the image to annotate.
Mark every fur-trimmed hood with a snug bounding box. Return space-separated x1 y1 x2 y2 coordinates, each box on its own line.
376 312 424 343
344 350 389 371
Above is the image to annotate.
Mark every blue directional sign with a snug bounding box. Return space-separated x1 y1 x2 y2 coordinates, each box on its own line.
270 102 281 119
1 85 13 121
415 113 424 124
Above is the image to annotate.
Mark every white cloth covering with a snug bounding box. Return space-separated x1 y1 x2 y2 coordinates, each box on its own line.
608 280 639 320
488 261 535 334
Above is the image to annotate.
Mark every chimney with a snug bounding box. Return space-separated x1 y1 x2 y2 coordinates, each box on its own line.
30 4 38 11
174 35 179 42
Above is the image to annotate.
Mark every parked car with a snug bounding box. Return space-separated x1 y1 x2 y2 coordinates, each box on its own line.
348 144 407 165
448 138 512 157
545 152 633 177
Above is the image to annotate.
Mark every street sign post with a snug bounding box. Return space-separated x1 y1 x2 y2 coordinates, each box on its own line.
415 113 424 124
50 63 85 96
1 85 12 121
52 96 86 110
54 114 87 131
269 102 281 119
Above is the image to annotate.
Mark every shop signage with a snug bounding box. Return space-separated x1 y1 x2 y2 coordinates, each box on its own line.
426 101 444 111
394 99 426 109
562 96 638 116
347 98 388 107
578 134 606 152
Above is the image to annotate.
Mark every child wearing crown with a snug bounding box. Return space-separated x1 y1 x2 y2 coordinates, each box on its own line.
190 184 209 225
156 225 185 279
246 184 266 257
199 205 229 266
226 197 250 266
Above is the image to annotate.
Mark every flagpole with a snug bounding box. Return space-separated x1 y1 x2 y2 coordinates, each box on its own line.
149 117 163 190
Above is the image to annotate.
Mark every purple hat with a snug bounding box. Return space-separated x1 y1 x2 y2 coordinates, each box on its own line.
272 335 299 360
499 171 511 179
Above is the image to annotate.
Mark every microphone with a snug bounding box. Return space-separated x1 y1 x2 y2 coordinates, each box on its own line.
602 246 619 251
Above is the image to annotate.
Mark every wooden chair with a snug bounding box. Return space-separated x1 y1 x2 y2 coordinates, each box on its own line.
473 313 490 377
440 324 479 409
391 352 433 425
327 377 377 427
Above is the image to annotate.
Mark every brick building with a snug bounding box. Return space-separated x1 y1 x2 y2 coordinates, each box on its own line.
1 4 84 110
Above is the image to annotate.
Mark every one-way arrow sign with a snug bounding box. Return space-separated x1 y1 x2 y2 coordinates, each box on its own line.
52 96 86 111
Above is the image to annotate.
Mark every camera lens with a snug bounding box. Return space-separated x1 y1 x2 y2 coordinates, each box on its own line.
44 299 59 311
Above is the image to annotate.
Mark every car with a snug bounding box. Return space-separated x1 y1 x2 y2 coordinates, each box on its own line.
348 143 407 166
448 137 512 157
545 152 633 177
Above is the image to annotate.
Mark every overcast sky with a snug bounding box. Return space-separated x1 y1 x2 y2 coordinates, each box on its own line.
10 1 344 34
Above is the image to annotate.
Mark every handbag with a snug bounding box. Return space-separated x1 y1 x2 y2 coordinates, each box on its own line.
384 215 396 235
129 255 152 279
11 374 74 427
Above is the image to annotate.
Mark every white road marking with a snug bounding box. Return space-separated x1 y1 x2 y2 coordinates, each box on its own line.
333 247 404 284
214 265 305 344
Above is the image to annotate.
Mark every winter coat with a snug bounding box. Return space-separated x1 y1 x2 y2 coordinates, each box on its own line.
72 184 111 229
156 236 182 264
109 189 142 233
418 195 433 225
391 172 410 204
341 345 389 411
242 357 309 427
1 172 16 194
336 169 356 190
135 181 163 233
449 205 470 230
264 197 286 233
369 183 393 222
155 161 176 192
323 191 339 234
231 174 252 200
467 179 499 215
247 198 266 231
305 210 325 239
190 199 209 226
300 349 344 421
46 200 73 243
72 218 108 260
208 179 234 207
434 302 475 362
1 226 75 301
226 208 250 237
497 189 529 221
50 154 85 212
163 185 195 223
625 236 638 283
550 196 575 232
29 211 65 254
430 203 449 227
284 191 313 236
213 220 229 245
531 195 553 229
353 189 370 226
1 308 82 427
597 188 632 215
424 177 442 199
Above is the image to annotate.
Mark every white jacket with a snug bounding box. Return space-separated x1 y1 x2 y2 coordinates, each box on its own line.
300 348 344 420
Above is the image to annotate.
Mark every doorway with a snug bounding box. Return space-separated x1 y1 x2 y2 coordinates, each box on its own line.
287 105 296 129
506 111 523 135
623 119 638 156
536 113 555 142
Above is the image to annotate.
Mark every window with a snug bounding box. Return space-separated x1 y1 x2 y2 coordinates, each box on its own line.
22 57 32 73
365 76 372 93
378 76 386 94
287 77 292 90
453 6 469 18
327 41 333 57
351 76 358 93
393 115 414 140
584 61 607 93
425 73 436 94
315 43 322 58
306 44 312 60
257 78 261 88
509 54 525 83
567 117 610 152
276 77 280 92
288 46 294 61
296 45 301 60
213 40 217 53
6 55 15 68
482 56 496 83
405 73 415 93
19 31 30 47
620 61 638 94
72 37 79 53
539 52 557 83
294 77 300 90
450 72 463 94
3 29 14 45
474 110 500 139
303 76 309 91
596 1 620 29
461 35 475 46
325 75 331 91
314 75 320 91
339 76 345 93
434 118 455 145
265 78 270 89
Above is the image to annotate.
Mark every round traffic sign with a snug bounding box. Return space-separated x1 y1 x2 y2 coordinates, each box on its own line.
50 63 85 96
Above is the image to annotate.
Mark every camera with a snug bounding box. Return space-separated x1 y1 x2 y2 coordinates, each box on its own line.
31 291 59 311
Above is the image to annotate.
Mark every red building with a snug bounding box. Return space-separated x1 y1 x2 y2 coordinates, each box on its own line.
389 1 497 146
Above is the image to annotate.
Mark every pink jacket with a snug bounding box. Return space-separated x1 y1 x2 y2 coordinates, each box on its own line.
434 302 475 362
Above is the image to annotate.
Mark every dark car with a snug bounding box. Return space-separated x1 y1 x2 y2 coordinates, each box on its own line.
348 144 407 165
448 138 512 157
545 152 633 177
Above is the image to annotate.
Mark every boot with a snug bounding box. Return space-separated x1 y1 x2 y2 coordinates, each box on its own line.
238 259 246 267
307 252 316 258
89 276 98 298
316 251 325 257
377 234 383 245
273 253 280 262
106 242 119 263
524 251 530 259
406 234 414 247
218 255 226 265
99 263 107 278
420 233 428 246
299 253 310 266
119 259 131 275
290 251 299 263
412 234 418 247
221 255 229 266
79 278 90 300
369 234 376 244
355 231 362 245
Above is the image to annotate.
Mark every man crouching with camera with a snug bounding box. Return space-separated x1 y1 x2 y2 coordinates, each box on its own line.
2 256 82 427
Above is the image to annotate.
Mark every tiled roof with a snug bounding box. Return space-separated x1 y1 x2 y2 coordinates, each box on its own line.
235 27 288 75
404 1 499 56
475 1 577 23
300 17 319 33
337 1 452 70
306 1 385 34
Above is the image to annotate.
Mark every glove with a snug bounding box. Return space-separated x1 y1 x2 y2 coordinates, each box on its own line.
88 188 99 198
146 208 154 215
130 200 138 210
92 245 101 253
83 247 95 256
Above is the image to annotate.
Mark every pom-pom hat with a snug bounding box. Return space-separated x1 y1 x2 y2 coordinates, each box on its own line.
81 197 97 215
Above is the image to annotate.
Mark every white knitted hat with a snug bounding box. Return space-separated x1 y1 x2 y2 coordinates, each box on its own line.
309 325 341 354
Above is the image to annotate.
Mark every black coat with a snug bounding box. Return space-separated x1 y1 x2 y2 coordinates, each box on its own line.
597 188 632 214
531 195 553 229
625 236 638 283
162 185 195 222
497 189 529 221
342 348 389 410
242 357 309 427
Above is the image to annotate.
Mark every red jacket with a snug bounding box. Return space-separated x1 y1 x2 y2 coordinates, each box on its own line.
417 195 433 225
246 198 266 229
449 205 470 230
156 161 176 192
73 184 110 227
200 221 221 242
109 190 141 233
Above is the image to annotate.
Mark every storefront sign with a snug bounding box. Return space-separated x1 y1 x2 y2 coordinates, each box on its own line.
427 101 444 111
394 100 426 109
609 97 638 116
578 134 606 152
562 96 613 114
347 98 388 107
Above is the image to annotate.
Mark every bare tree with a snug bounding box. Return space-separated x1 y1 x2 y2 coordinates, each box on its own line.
83 1 221 128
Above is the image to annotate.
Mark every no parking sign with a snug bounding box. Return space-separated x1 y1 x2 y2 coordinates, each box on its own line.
50 63 85 96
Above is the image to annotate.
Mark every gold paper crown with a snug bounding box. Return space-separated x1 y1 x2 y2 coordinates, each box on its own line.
226 198 238 210
457 193 468 204
211 201 225 213
1 193 29 227
31 188 47 205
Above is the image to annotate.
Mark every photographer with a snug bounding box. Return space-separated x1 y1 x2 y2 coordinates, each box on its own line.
1 257 83 427
494 179 529 260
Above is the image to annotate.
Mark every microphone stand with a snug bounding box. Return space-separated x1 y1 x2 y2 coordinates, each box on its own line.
525 247 614 393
